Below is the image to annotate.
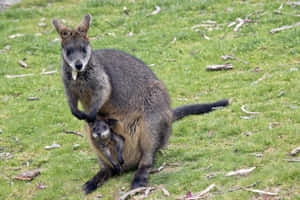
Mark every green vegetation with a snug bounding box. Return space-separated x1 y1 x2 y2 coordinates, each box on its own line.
0 0 299 199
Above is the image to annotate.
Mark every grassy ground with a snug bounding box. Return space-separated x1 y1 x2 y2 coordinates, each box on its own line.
0 0 299 199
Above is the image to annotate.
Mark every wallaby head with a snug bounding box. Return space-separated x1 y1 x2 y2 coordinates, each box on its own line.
52 14 92 73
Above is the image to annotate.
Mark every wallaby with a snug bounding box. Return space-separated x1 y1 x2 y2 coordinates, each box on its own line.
88 119 124 174
52 14 230 194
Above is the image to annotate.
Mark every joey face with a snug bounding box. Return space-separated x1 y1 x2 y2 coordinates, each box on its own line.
91 120 110 139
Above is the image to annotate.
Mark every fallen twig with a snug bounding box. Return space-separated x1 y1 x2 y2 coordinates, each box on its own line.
40 70 57 75
283 157 300 162
44 143 61 150
251 73 271 85
241 105 260 115
149 162 166 174
160 186 170 197
200 32 210 40
234 18 245 32
119 187 155 200
186 184 215 200
286 2 300 6
63 130 84 137
27 97 39 101
244 188 278 196
176 184 215 200
290 147 300 156
221 54 248 65
270 22 300 34
225 167 256 177
206 63 233 71
5 74 34 78
0 45 10 54
229 180 261 192
5 70 57 79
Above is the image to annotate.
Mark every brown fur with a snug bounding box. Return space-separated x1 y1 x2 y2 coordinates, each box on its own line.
52 14 229 194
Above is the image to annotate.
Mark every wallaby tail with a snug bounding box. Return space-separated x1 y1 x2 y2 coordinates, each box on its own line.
172 99 230 122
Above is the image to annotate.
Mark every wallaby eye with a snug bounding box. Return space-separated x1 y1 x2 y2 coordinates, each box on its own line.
81 46 87 54
66 48 72 56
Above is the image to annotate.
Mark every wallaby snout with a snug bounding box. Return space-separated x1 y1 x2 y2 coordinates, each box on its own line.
75 60 83 71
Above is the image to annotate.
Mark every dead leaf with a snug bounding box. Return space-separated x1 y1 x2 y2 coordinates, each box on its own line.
252 152 263 157
44 143 61 150
241 105 260 115
240 116 254 120
225 167 256 176
37 182 47 189
8 33 24 39
0 45 10 54
127 32 133 37
290 147 300 156
151 6 161 15
38 22 46 27
269 122 280 129
14 169 40 181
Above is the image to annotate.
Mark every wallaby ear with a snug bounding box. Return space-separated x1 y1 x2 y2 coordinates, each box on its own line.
52 19 73 40
107 119 117 128
75 14 92 38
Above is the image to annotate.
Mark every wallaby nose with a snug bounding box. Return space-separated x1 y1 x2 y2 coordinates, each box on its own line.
75 60 83 71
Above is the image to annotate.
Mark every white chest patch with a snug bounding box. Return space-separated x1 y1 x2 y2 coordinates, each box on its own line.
72 71 78 80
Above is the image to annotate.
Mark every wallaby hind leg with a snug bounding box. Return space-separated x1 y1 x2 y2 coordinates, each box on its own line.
82 167 114 194
130 151 155 189
131 113 170 189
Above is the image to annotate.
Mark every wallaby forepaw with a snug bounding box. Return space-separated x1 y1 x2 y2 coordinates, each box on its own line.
82 180 98 194
72 110 88 120
86 113 96 123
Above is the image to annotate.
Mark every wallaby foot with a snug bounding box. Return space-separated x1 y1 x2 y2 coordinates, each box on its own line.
130 166 150 189
82 167 114 194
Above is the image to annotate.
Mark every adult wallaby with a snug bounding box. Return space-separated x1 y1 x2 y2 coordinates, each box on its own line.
52 14 230 194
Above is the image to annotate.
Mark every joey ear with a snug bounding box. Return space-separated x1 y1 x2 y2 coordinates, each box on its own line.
107 119 117 128
52 19 73 40
75 14 92 38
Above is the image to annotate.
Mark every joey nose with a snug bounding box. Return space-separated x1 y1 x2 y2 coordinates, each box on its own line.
75 60 83 71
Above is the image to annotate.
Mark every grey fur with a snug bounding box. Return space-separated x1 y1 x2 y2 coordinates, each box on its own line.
53 14 229 194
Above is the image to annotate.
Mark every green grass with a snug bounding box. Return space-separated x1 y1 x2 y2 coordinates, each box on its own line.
0 0 299 199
